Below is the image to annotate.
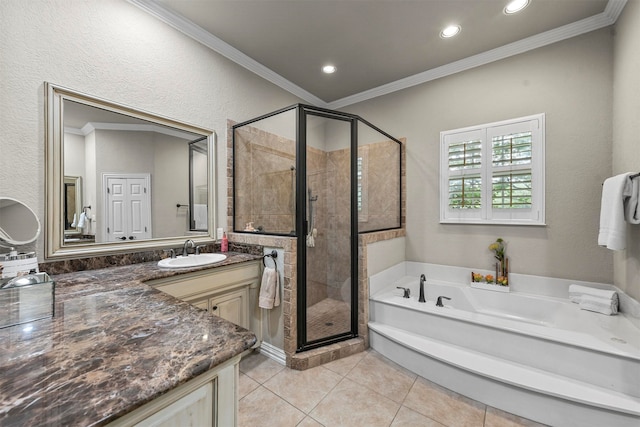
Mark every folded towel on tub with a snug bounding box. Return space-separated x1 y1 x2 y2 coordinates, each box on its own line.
568 284 618 304
579 295 618 315
258 267 280 309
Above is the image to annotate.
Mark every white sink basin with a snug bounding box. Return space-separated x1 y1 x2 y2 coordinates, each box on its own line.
157 253 227 269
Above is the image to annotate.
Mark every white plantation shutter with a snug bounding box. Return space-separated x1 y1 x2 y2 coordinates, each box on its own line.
440 114 545 225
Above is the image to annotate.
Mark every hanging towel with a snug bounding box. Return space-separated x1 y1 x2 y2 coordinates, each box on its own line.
624 176 640 224
193 204 208 230
579 294 618 316
77 212 87 229
70 213 77 228
598 173 633 250
258 267 280 309
568 284 618 305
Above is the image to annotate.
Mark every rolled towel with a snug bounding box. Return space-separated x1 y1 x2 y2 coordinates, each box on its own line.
579 294 618 315
568 284 618 304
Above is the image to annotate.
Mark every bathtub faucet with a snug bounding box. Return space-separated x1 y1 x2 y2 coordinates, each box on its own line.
436 296 451 307
396 287 411 298
419 274 427 303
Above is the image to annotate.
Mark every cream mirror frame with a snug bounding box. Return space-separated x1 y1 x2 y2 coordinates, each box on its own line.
45 82 217 260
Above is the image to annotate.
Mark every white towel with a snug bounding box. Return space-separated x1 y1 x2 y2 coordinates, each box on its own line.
258 267 280 309
568 284 618 304
193 204 208 230
70 213 77 227
579 294 618 315
77 212 87 228
624 177 640 224
598 173 633 250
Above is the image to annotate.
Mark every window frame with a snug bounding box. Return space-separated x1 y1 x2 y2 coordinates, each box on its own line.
440 113 545 226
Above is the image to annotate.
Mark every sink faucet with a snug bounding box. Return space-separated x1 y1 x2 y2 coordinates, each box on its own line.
419 274 426 303
182 239 195 256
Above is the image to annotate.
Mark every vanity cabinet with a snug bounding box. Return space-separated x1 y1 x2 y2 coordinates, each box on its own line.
148 261 261 342
108 355 239 427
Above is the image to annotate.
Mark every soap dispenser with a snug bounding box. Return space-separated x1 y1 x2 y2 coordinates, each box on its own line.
221 232 228 253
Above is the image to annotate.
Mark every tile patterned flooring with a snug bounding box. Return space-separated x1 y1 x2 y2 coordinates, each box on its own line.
239 349 547 427
306 298 352 342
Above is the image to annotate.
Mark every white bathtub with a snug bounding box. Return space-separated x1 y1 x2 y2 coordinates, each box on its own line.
368 268 640 427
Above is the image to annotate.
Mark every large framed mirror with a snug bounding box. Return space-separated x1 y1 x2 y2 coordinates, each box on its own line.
45 82 217 259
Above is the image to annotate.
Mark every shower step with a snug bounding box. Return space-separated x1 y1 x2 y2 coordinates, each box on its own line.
368 322 640 427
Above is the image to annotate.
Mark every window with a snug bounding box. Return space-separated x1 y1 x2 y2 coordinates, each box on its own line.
440 114 545 225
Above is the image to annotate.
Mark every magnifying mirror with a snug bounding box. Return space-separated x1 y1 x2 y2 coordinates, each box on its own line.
0 197 41 247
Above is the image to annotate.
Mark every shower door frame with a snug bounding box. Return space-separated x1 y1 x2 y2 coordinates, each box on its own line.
296 105 359 352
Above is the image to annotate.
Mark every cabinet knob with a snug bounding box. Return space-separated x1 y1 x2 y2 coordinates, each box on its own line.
119 236 127 240
211 305 218 311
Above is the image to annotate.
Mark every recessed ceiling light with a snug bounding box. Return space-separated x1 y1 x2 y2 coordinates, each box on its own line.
322 65 336 74
504 0 530 14
440 25 461 39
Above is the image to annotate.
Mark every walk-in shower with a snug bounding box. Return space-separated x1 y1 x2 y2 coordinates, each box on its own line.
233 104 401 352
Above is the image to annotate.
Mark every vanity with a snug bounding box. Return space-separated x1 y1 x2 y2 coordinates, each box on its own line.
0 253 261 426
147 261 262 340
0 82 262 425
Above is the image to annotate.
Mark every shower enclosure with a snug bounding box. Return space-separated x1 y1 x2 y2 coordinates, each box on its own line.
233 104 401 352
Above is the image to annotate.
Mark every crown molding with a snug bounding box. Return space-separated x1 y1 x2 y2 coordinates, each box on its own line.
66 122 197 139
328 0 627 109
128 0 326 107
130 0 627 110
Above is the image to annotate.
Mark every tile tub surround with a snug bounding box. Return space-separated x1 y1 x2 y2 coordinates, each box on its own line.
0 253 259 426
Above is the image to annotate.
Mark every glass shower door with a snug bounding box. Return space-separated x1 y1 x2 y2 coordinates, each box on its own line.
299 109 357 349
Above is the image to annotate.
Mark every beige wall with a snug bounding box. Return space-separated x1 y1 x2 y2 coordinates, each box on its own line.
613 0 640 300
2 0 635 297
344 29 615 284
0 0 300 256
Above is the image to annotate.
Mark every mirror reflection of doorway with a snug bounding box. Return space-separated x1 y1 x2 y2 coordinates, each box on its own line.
103 174 152 242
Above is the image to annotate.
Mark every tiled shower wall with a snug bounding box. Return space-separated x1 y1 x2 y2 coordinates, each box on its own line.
233 126 296 234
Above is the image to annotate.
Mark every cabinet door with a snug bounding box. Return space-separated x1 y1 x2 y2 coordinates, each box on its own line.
210 288 249 329
134 382 214 427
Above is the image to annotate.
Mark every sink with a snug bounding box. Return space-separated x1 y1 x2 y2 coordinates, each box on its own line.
157 253 227 269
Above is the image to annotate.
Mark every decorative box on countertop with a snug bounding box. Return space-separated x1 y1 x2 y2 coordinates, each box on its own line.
0 272 55 329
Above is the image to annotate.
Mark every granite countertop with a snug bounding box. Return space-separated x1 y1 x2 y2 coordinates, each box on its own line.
0 252 260 426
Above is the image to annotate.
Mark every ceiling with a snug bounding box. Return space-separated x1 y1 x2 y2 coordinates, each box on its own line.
132 0 625 108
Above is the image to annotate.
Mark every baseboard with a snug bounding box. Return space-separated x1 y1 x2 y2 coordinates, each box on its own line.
259 341 286 366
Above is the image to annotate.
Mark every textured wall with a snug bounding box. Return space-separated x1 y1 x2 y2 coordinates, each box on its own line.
613 0 640 300
343 29 615 284
0 0 300 258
